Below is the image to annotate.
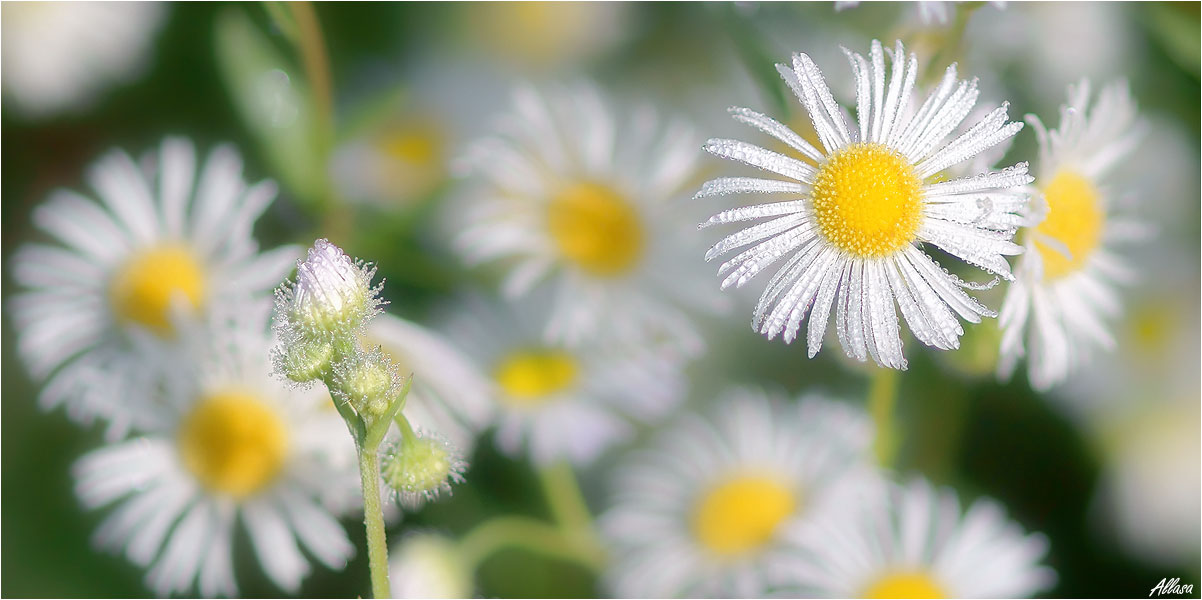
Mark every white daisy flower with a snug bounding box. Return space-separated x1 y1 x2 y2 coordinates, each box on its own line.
997 80 1144 391
9 137 299 438
364 313 494 455
459 2 631 72
389 532 473 599
785 478 1056 598
453 83 726 356
600 388 882 598
1 1 166 117
442 294 687 466
698 39 1030 369
72 300 358 597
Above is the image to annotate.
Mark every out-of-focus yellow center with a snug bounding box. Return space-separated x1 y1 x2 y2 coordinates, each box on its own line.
108 245 206 335
862 571 946 599
692 475 797 556
1034 170 1104 280
377 125 442 166
811 143 924 258
493 349 579 406
178 391 288 498
547 182 644 276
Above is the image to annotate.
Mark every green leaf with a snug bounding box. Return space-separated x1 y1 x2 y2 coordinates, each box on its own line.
213 8 328 209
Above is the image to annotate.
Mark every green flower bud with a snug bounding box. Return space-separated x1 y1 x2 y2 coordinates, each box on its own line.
272 336 335 385
381 429 467 509
332 349 402 420
274 238 385 343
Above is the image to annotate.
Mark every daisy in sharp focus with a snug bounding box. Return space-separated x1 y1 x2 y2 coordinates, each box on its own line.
997 80 1144 391
698 39 1031 369
784 478 1056 598
9 137 299 437
600 388 882 598
72 300 359 597
1 1 165 117
440 293 687 466
453 83 727 356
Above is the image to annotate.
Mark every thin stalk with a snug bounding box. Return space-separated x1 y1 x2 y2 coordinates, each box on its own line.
357 446 391 598
538 461 593 531
869 367 900 467
457 516 606 573
289 1 333 145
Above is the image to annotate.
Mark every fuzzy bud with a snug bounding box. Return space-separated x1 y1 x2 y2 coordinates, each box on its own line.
381 429 467 509
275 238 384 342
332 348 402 420
272 336 335 385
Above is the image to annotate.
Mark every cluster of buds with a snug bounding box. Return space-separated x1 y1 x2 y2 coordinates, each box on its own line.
272 239 465 504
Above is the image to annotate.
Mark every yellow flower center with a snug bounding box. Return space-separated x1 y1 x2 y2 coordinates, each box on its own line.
692 474 798 557
547 182 644 276
493 349 579 407
178 391 289 498
1033 170 1104 280
862 571 946 599
811 143 924 258
377 125 443 166
108 245 206 335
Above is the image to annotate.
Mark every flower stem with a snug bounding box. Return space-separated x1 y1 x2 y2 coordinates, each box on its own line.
288 1 333 146
457 516 606 573
357 445 391 598
869 367 900 468
538 461 593 532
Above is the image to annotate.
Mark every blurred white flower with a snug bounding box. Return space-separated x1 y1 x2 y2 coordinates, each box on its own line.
71 301 359 597
1093 396 1200 568
453 82 726 356
364 313 494 456
389 532 473 599
9 137 299 438
1 1 165 117
600 388 881 598
834 1 1002 26
442 294 687 466
998 80 1145 391
786 478 1055 598
698 39 1029 369
460 2 631 72
329 108 450 208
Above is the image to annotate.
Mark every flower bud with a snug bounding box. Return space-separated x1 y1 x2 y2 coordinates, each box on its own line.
275 238 384 342
390 533 472 599
381 429 467 509
272 336 335 385
332 348 402 420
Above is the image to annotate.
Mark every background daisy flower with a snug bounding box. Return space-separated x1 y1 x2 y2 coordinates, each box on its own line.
698 39 1030 369
452 82 726 356
785 478 1056 598
8 137 300 437
72 301 358 597
1 1 165 117
440 293 687 466
997 79 1145 391
600 388 881 598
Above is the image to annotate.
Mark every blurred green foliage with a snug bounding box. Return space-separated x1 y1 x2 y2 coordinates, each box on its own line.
3 2 1199 598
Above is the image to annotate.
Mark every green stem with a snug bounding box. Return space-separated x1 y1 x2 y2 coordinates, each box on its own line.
538 461 593 532
869 367 900 468
357 446 391 598
289 1 333 146
457 516 606 573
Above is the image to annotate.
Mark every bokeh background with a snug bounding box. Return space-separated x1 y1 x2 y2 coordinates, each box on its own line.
2 2 1199 597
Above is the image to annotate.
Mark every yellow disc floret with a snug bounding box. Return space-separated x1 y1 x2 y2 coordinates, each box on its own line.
811 143 924 258
178 391 289 498
692 474 798 557
493 349 579 406
862 571 947 599
1033 170 1104 280
547 182 644 276
109 245 206 335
